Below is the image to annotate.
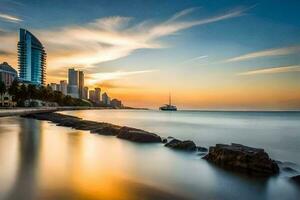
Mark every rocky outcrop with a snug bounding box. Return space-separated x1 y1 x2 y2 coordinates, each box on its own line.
117 127 162 143
165 139 197 151
23 113 161 143
290 175 300 186
90 125 121 136
203 143 279 176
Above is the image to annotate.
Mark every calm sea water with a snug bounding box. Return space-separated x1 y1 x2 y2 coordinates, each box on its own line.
0 110 300 200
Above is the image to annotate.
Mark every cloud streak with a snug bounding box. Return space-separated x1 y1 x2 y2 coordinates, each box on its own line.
86 70 157 86
0 12 22 23
238 65 300 76
226 46 300 62
180 55 208 64
30 7 247 69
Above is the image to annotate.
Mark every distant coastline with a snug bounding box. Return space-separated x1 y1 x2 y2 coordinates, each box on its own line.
0 106 148 118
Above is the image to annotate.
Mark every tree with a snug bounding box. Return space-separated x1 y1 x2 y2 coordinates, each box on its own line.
53 91 64 105
19 84 28 101
27 84 38 99
8 79 19 101
0 81 6 105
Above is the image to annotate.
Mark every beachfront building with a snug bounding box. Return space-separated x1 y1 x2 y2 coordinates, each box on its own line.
68 68 79 98
18 28 46 85
0 62 18 107
50 83 59 91
60 80 67 95
0 62 18 87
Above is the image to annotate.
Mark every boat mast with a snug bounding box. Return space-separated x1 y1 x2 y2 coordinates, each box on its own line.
169 92 171 105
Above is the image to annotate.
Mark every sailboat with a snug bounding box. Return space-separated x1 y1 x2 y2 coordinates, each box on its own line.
159 93 177 111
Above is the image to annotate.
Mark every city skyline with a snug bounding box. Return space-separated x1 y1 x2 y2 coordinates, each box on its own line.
0 0 300 109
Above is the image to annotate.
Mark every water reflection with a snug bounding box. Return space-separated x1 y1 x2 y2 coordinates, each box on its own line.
6 118 41 200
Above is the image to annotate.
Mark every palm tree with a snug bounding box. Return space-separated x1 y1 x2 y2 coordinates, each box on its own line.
8 79 19 101
27 84 38 100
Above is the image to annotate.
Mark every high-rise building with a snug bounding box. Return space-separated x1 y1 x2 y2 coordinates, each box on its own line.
102 92 110 105
18 28 46 85
78 71 84 99
89 90 95 102
68 68 79 98
95 88 101 102
83 87 88 100
60 80 68 95
0 62 18 87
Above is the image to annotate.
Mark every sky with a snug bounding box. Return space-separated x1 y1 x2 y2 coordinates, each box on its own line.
0 0 300 110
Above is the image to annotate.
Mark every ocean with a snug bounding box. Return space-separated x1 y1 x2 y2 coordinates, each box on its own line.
0 109 299 200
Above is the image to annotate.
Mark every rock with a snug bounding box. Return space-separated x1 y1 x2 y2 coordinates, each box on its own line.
162 138 168 143
91 125 121 136
117 127 162 143
290 175 300 186
165 139 197 151
203 143 279 176
197 146 208 152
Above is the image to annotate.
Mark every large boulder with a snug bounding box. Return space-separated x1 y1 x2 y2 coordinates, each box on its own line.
203 143 279 176
165 139 196 151
117 127 161 143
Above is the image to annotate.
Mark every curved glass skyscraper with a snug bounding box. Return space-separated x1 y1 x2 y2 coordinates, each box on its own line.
18 29 46 85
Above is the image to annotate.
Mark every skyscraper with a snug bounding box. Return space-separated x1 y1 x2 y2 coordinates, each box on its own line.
18 28 46 85
102 92 110 105
79 71 84 99
83 87 88 100
68 68 79 98
95 88 101 102
89 90 95 102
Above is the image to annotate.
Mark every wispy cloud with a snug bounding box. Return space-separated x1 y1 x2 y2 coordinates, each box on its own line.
86 70 157 86
31 7 248 69
180 55 208 64
0 12 22 23
226 46 300 62
238 65 300 76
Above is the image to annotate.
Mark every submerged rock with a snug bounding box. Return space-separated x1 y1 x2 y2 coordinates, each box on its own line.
117 127 162 143
165 139 197 151
203 143 279 176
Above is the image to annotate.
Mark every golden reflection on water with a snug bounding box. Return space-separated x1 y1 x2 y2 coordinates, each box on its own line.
0 117 182 200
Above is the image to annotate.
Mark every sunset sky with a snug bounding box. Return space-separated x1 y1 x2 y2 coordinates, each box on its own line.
0 0 300 109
